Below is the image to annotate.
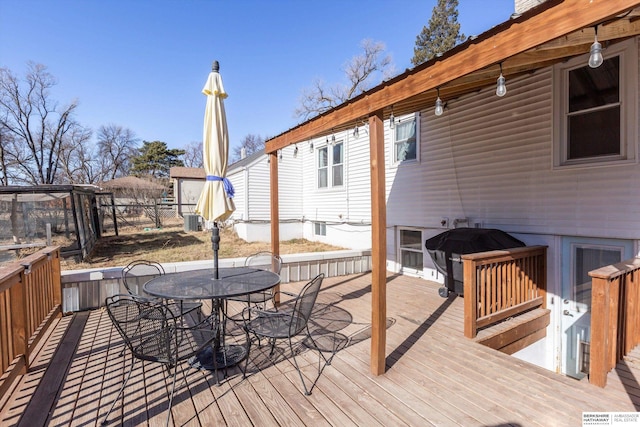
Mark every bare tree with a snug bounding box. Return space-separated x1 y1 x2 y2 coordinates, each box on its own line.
58 126 94 183
294 39 394 120
182 141 203 168
0 62 88 185
231 134 264 163
97 124 139 180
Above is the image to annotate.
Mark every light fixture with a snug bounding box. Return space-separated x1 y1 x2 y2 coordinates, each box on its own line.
278 150 283 162
293 144 298 158
331 130 335 145
309 140 314 151
390 107 395 129
589 25 604 68
353 121 359 138
434 88 444 116
496 63 507 97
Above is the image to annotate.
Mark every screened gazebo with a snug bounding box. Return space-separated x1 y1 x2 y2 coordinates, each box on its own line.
0 185 116 262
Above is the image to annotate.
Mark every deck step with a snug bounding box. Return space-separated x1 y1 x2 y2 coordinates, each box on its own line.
473 308 550 354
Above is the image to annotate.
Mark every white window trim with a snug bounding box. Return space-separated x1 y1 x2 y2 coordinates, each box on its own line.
315 138 346 190
391 112 421 165
313 221 327 236
397 227 424 277
317 144 329 189
552 38 637 169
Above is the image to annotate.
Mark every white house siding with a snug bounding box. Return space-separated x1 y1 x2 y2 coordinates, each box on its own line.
387 59 640 257
228 146 303 242
227 169 246 221
300 130 372 249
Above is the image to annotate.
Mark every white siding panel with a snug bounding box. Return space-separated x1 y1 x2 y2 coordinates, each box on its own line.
227 170 246 221
247 157 270 220
278 145 303 220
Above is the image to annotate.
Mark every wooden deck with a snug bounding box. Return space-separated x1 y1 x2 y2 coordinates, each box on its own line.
1 273 639 426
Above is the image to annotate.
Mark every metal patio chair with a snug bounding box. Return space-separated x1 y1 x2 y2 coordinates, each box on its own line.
227 251 283 308
122 259 202 319
243 273 332 395
101 294 217 426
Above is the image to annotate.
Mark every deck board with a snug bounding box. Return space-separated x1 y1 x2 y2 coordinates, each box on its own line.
1 272 639 426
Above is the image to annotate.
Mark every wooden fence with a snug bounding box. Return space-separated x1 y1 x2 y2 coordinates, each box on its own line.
589 257 640 387
0 246 62 399
462 246 547 338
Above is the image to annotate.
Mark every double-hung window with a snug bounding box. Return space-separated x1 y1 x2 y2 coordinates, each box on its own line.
393 114 419 163
554 39 636 167
317 141 344 188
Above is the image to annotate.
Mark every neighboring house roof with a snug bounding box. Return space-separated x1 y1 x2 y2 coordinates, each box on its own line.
170 167 206 180
228 149 265 172
100 176 165 192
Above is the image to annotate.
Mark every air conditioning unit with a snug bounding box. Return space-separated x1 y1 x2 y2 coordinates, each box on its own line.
184 214 200 232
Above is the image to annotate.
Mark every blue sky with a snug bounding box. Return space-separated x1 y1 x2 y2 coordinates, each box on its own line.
0 0 514 153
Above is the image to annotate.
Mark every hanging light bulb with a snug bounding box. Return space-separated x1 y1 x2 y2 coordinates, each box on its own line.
278 150 283 162
309 141 314 151
589 26 604 68
293 144 298 158
434 88 444 116
353 125 359 138
496 63 507 97
331 132 336 145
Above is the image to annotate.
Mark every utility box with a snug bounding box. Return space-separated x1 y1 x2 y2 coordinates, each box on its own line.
184 214 200 232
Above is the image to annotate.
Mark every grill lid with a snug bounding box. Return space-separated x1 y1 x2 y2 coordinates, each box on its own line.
425 228 525 254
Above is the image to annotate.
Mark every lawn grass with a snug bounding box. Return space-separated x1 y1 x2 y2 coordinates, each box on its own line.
61 223 345 270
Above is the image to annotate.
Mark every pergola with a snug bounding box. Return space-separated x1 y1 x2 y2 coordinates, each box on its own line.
265 0 640 375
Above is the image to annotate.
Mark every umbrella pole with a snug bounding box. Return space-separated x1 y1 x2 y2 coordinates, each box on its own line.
211 222 220 279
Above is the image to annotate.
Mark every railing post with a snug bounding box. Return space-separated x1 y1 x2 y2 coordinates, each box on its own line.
49 247 62 308
464 258 477 338
10 270 29 374
590 276 610 387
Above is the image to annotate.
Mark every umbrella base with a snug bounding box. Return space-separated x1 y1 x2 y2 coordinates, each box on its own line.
189 344 247 370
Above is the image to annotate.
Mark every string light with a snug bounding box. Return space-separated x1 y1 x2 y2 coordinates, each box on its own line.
496 63 507 97
434 88 444 116
589 25 604 68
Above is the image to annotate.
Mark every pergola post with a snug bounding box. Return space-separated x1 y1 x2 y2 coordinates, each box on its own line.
369 111 387 375
269 151 281 304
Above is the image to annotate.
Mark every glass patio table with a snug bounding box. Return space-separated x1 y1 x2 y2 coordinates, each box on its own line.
143 266 281 369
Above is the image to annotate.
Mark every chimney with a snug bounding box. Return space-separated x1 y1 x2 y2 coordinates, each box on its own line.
514 0 548 14
241 147 247 159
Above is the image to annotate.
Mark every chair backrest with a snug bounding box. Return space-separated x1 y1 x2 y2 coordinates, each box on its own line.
290 273 324 336
105 295 175 364
122 260 165 297
244 251 283 274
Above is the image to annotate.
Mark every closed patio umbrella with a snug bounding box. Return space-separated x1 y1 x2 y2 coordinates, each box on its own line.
195 60 235 279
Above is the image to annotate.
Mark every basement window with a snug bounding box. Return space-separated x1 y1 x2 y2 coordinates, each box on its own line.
399 228 423 275
314 221 326 236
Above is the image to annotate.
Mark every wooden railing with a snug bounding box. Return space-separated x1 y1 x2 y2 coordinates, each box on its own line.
0 246 62 399
589 257 640 388
462 246 547 338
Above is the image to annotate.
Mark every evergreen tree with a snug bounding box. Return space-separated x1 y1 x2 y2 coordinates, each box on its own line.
130 140 185 179
411 0 466 67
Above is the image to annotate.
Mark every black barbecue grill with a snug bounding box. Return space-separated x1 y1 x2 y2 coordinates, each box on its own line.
425 228 526 298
